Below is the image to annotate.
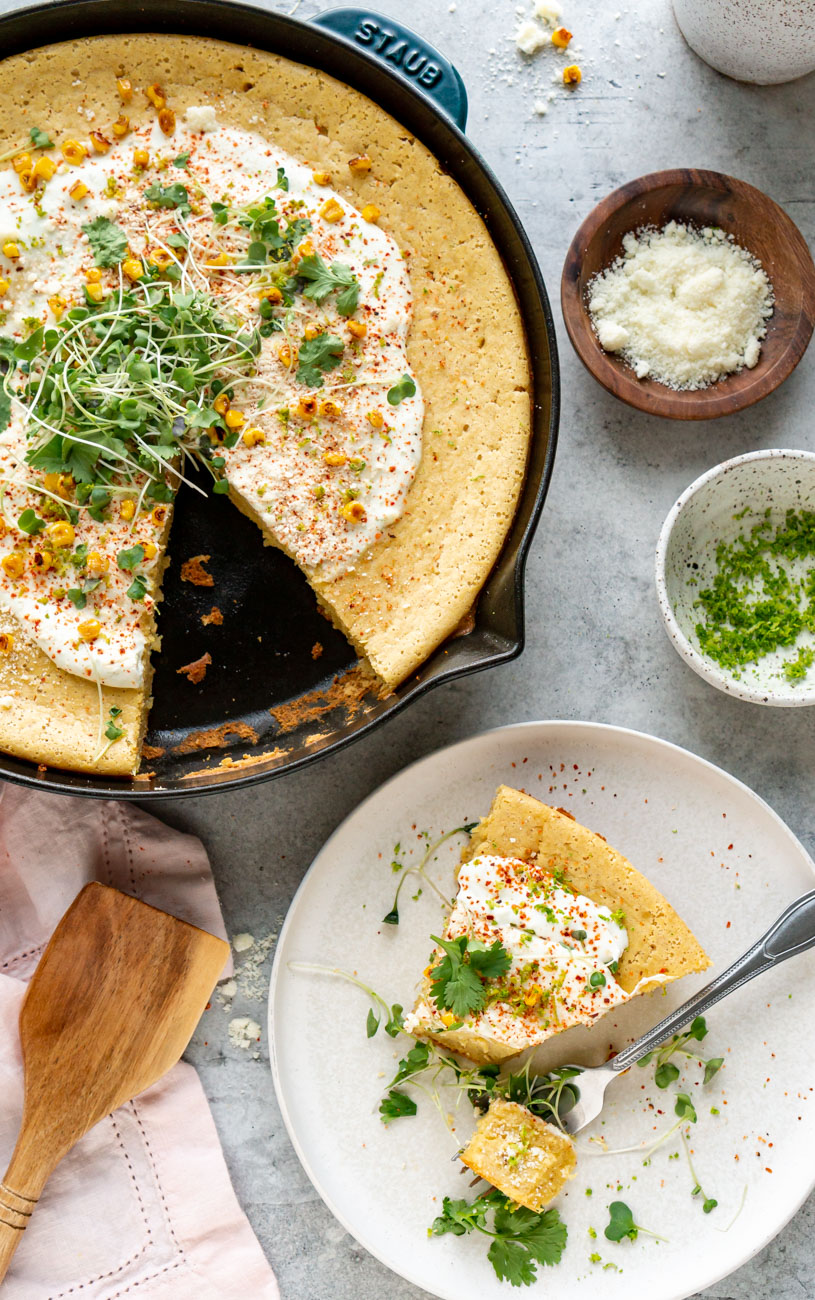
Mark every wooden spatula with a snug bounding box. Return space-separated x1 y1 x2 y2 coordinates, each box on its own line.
0 881 229 1280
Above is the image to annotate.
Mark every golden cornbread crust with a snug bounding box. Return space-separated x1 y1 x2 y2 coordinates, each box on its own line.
411 785 710 1064
0 33 531 773
460 1098 577 1211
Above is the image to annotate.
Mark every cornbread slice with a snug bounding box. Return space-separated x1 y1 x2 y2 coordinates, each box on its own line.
460 1098 576 1212
407 786 710 1064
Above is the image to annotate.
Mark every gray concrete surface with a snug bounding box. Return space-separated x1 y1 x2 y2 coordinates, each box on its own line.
25 0 815 1295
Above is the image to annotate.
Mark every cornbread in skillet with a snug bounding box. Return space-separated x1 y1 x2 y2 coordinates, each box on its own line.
0 34 531 774
460 1098 577 1212
406 785 709 1064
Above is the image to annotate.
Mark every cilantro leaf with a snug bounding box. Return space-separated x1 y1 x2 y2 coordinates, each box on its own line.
428 933 511 1021
431 1193 566 1285
387 374 416 406
296 254 360 317
29 127 53 150
144 182 190 213
488 1238 537 1286
82 217 128 268
17 507 45 535
468 938 513 981
430 1196 491 1237
296 333 344 388
379 1088 417 1122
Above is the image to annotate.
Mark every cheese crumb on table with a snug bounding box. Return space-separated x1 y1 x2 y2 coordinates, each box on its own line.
587 221 774 390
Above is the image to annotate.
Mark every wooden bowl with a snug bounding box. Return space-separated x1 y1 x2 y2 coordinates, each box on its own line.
561 169 815 420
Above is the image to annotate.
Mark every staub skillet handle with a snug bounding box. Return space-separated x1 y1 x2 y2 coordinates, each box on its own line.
312 9 469 130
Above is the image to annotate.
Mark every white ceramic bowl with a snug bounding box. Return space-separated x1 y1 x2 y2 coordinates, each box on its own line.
656 449 815 706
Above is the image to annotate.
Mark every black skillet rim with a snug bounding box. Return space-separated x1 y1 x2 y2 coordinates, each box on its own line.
0 0 560 798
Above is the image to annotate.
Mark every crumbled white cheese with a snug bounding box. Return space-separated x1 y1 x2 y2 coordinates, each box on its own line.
587 221 774 390
533 0 562 21
232 932 255 952
515 18 549 54
185 104 219 132
534 99 549 115
228 1016 262 1050
218 978 238 1001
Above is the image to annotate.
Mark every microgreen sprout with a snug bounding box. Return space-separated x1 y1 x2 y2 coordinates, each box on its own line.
637 1015 723 1089
604 1200 666 1244
288 962 404 1040
382 823 476 925
680 1130 718 1214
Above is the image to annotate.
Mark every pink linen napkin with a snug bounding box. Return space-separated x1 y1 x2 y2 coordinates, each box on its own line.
0 782 278 1299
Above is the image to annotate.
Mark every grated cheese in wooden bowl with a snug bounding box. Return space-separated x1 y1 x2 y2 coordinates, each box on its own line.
587 221 774 390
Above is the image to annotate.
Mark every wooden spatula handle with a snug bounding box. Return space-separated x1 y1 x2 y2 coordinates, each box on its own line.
0 1179 38 1281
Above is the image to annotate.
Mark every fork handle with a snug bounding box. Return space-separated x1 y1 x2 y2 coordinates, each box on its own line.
611 888 815 1073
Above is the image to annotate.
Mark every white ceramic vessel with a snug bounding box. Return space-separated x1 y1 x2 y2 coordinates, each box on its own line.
655 448 815 706
673 0 815 84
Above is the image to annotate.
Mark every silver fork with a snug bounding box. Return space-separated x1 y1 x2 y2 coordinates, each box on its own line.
561 889 815 1134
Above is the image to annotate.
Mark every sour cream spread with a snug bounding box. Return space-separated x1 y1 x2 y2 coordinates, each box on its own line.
407 854 633 1054
0 102 422 687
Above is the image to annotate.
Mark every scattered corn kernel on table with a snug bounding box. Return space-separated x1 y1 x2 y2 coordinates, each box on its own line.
8 0 809 1295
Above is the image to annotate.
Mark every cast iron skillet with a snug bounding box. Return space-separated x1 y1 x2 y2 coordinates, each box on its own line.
0 1 559 798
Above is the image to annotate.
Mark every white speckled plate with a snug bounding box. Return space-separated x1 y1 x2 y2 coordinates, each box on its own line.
269 721 815 1300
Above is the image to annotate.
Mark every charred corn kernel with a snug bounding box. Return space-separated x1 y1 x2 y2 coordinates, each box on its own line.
296 397 317 420
323 451 347 467
43 473 61 494
145 83 166 110
204 251 230 267
86 267 102 283
312 170 331 185
0 632 13 652
85 282 104 303
151 505 168 526
158 107 176 135
2 242 19 260
46 521 75 548
77 618 101 642
32 154 57 180
69 179 89 201
117 77 133 102
341 501 367 524
1 553 24 579
12 152 31 173
213 392 230 416
277 342 297 367
366 409 384 429
551 25 572 47
423 964 433 977
119 499 136 521
133 147 150 168
86 551 109 575
0 279 9 297
361 203 381 224
348 154 372 174
112 114 130 138
143 541 158 560
303 325 321 341
291 238 315 265
440 1012 457 1027
258 285 282 305
90 130 111 153
319 398 342 419
242 427 266 448
147 248 172 271
320 198 344 223
224 408 245 430
57 474 74 499
31 550 52 573
18 169 38 194
524 984 543 1007
61 139 87 166
563 63 582 85
122 258 144 282
347 319 367 339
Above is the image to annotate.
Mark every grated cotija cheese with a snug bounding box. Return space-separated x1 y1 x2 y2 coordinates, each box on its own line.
587 221 774 390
